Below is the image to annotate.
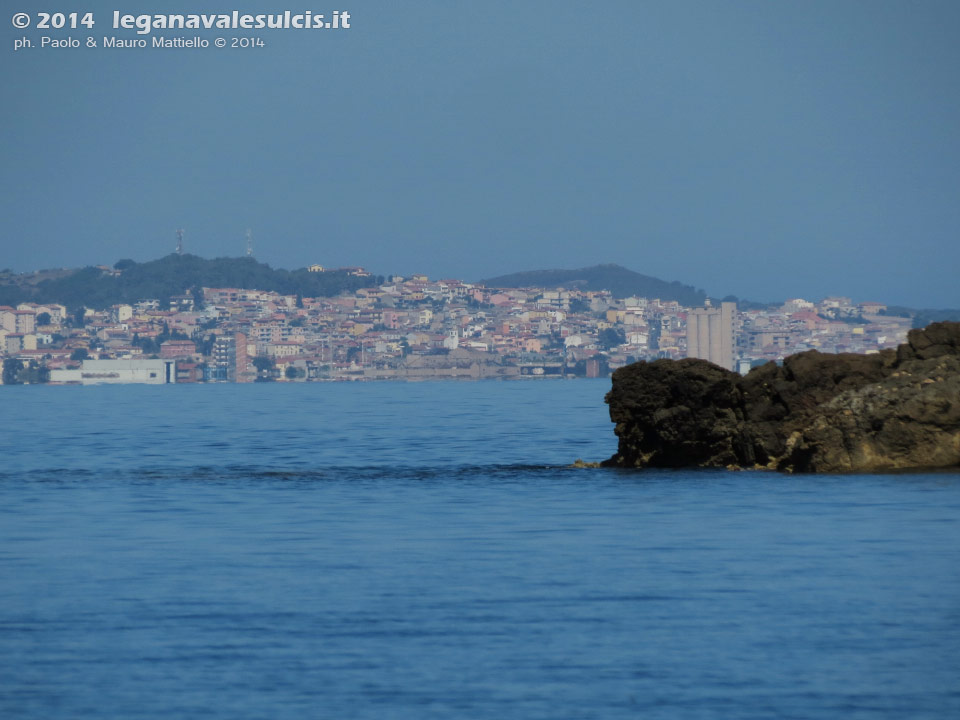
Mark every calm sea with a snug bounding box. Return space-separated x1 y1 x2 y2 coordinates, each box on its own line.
1 380 958 719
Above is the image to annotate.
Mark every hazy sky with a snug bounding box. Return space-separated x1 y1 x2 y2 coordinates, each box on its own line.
3 1 959 307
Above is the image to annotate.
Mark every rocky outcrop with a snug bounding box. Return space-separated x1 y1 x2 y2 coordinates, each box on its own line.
603 322 960 473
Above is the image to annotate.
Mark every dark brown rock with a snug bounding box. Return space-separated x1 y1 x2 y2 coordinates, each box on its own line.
603 322 960 473
603 358 744 468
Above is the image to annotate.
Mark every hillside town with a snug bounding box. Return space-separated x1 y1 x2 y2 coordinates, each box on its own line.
1 266 913 385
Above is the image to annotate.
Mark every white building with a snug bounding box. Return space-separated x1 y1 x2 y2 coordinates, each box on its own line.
49 358 175 385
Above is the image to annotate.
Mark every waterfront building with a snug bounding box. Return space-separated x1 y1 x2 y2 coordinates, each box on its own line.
49 358 175 385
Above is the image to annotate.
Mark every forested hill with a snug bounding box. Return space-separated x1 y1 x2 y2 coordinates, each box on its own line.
481 264 708 305
0 255 381 309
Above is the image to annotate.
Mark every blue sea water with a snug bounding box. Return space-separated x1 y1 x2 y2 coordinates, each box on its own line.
1 380 959 719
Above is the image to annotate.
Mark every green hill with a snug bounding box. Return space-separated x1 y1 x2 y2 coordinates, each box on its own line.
0 255 380 309
481 264 707 305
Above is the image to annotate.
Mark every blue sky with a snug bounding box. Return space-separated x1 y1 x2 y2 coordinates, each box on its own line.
3 1 959 307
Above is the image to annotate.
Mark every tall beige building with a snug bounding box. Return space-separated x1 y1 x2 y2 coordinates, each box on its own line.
686 301 736 371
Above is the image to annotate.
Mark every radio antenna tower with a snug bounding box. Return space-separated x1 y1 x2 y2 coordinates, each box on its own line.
175 228 185 255
246 228 253 257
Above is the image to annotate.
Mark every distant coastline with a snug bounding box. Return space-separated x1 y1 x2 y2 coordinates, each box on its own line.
2 255 956 386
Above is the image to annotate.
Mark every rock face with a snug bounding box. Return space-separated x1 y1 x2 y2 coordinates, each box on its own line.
603 322 960 473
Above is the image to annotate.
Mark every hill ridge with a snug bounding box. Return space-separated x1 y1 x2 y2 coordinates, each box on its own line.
0 254 379 309
481 263 707 305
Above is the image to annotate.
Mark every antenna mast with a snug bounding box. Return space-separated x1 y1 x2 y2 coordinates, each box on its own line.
175 228 185 255
246 228 253 257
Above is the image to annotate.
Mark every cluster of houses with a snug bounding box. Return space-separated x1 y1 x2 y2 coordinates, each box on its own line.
0 269 913 384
